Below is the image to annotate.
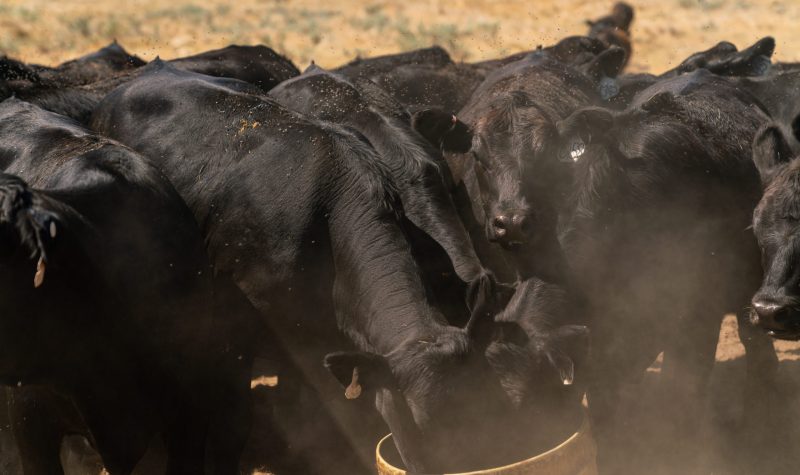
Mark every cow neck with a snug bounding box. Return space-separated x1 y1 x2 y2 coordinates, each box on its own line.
322 135 449 355
354 112 485 283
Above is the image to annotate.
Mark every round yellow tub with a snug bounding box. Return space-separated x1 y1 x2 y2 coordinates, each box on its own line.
376 413 597 475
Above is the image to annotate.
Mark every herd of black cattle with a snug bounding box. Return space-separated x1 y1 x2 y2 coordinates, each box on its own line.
0 2 799 474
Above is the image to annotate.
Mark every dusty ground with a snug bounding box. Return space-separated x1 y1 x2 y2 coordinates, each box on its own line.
1 0 799 74
2 0 800 474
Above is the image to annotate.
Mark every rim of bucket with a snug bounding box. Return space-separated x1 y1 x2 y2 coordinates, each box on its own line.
376 411 593 475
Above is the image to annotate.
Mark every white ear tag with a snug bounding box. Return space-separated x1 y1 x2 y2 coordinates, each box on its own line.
345 367 362 400
599 77 619 101
570 140 586 161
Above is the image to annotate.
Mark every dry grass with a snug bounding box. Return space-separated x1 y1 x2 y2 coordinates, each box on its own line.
2 0 799 74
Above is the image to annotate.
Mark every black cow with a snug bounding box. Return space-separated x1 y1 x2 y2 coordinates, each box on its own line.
671 37 774 77
445 46 625 259
270 66 592 454
0 44 300 125
269 65 485 316
736 65 800 153
270 66 590 433
0 41 144 86
586 2 634 68
544 70 778 471
612 36 776 107
42 41 146 85
750 124 800 338
0 71 137 124
333 45 453 79
90 62 549 474
469 29 626 77
350 61 485 112
0 98 254 474
335 37 617 112
168 44 299 93
334 45 484 111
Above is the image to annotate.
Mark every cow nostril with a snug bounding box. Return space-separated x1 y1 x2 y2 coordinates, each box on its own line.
493 217 506 229
753 301 792 325
516 215 531 234
773 307 792 324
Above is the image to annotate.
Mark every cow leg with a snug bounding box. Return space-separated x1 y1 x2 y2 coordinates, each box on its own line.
736 308 778 415
586 374 624 475
734 307 781 471
659 311 722 474
205 358 253 475
587 336 662 475
162 400 209 475
71 383 153 475
7 387 67 475
205 274 258 475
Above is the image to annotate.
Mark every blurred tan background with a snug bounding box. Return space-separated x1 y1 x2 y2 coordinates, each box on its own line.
2 0 798 73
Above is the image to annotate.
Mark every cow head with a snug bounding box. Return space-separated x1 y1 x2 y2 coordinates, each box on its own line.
549 92 706 235
324 273 590 472
323 279 537 473
484 278 589 446
325 330 513 473
428 91 564 251
751 123 800 339
414 53 625 252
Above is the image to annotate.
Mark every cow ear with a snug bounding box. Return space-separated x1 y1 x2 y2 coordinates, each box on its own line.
739 36 775 75
411 108 473 153
595 46 627 77
640 91 682 115
303 62 326 74
557 107 615 141
556 107 615 162
752 124 795 184
0 175 61 288
713 36 775 77
324 351 395 399
792 113 800 144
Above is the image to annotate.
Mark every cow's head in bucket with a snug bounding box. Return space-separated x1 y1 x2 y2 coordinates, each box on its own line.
323 276 517 473
325 276 589 473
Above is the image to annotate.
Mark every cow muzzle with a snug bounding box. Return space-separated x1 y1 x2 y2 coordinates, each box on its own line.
751 298 800 340
489 212 531 249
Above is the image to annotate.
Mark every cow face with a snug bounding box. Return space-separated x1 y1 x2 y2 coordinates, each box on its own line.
462 92 566 250
411 49 627 253
323 277 588 472
549 94 704 242
485 279 588 411
751 124 800 339
325 328 519 473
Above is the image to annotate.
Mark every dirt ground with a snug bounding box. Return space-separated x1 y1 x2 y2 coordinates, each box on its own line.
1 0 799 74
2 0 800 474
